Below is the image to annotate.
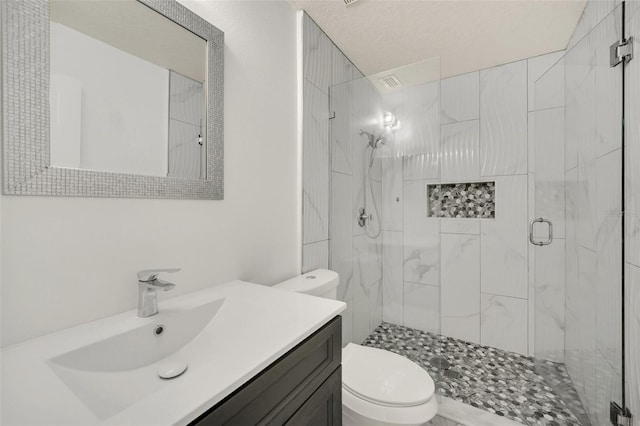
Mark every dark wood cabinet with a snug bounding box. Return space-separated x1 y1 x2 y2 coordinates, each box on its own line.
190 316 342 426
284 367 341 426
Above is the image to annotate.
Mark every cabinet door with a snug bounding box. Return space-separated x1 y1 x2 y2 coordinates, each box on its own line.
285 367 341 426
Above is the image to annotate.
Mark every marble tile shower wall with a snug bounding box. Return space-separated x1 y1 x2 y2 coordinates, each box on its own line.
381 52 567 359
301 13 383 345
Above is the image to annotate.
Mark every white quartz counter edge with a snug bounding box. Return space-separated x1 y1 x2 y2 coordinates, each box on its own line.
1 280 346 426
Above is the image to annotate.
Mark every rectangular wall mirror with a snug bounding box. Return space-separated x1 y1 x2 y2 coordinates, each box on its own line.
2 0 224 199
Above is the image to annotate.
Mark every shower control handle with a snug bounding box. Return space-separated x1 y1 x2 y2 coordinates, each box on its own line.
358 208 373 227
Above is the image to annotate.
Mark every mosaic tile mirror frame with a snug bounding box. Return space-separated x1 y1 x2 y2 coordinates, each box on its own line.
1 0 224 199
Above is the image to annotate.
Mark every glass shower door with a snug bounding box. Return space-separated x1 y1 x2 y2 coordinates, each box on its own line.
532 4 624 425
328 56 445 399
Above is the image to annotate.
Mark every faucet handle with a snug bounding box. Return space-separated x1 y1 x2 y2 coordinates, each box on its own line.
137 268 181 282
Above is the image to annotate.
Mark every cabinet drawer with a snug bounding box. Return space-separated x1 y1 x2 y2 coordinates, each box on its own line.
285 367 341 426
191 316 341 425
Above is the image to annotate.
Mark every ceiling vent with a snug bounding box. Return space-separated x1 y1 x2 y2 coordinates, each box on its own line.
344 0 359 6
379 74 402 89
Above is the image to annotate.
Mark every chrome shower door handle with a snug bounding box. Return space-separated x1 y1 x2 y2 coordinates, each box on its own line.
529 218 553 246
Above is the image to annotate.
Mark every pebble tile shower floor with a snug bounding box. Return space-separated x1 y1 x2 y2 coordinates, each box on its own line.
363 323 590 426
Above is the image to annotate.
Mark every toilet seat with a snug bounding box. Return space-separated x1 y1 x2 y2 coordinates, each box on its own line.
342 344 434 407
342 385 438 426
341 344 438 426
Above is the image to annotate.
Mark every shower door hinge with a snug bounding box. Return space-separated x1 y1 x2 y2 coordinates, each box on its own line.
328 111 336 119
610 37 633 67
610 401 633 426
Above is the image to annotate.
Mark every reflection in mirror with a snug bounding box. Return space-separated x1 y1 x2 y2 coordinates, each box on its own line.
49 0 207 179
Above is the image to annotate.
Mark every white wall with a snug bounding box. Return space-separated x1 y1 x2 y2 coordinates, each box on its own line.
0 0 299 348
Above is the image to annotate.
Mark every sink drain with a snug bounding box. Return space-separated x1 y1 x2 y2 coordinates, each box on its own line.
158 360 188 379
430 356 462 379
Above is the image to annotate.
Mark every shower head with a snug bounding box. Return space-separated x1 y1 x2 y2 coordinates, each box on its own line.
359 130 374 141
359 130 386 149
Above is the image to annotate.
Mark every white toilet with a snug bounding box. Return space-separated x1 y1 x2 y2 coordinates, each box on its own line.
275 269 438 426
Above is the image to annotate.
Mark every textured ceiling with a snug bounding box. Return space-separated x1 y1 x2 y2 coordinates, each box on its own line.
290 0 586 78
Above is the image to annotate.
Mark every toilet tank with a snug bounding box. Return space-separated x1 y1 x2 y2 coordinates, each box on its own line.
274 269 339 300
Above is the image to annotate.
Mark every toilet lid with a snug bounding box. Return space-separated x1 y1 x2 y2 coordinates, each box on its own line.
342 344 435 407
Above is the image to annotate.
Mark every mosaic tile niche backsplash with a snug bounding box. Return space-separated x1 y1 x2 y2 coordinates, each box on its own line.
427 181 495 218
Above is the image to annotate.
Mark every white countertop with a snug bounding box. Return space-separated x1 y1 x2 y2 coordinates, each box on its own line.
1 280 346 426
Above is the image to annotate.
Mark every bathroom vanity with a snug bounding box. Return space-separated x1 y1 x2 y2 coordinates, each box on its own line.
0 281 345 425
191 316 342 425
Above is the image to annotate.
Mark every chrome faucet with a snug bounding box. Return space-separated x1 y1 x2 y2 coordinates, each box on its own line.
137 268 180 318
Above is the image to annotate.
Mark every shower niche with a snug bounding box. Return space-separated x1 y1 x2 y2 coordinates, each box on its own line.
426 181 495 219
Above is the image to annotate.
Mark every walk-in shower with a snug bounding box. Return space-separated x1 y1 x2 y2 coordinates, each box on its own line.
321 4 631 420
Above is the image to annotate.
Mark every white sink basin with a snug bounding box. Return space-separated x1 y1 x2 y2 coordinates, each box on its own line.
51 299 225 372
1 280 345 426
47 298 226 419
